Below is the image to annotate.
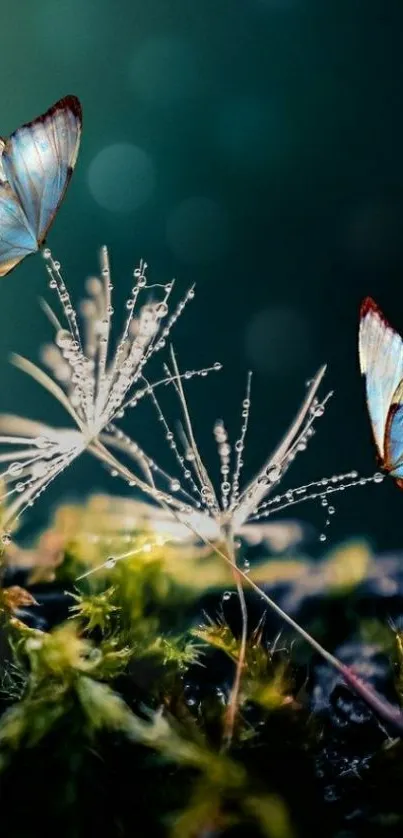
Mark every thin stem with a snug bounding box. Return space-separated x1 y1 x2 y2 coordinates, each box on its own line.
146 503 403 736
219 555 403 736
222 533 248 750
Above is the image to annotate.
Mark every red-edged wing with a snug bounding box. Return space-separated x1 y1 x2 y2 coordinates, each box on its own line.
0 95 82 277
359 296 403 474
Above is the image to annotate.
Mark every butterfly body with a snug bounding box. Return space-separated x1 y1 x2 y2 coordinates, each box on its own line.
0 95 82 276
359 296 403 485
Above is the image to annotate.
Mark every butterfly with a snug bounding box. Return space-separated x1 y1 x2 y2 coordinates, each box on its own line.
0 94 82 277
359 296 403 486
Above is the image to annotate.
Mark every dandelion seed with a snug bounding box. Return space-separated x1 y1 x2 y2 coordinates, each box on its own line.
0 248 218 530
106 348 371 549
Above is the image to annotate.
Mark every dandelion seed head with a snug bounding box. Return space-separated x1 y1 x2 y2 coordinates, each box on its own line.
107 352 383 563
0 248 200 531
119 352 341 549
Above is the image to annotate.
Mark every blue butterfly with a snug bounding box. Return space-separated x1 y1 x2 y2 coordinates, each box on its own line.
359 296 403 485
0 95 82 277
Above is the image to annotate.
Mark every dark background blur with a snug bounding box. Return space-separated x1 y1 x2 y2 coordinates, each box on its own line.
0 0 403 551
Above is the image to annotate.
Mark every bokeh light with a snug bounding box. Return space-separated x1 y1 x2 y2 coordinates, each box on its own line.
245 305 312 375
87 143 156 213
166 197 230 265
129 35 204 105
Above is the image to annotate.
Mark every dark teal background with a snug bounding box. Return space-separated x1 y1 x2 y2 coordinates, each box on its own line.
1 0 403 550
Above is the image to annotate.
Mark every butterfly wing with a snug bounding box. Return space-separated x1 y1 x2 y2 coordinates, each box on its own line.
383 380 403 482
0 137 38 277
1 95 82 250
359 297 403 463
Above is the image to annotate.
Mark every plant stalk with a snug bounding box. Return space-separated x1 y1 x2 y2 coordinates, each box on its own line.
224 559 403 736
221 533 248 749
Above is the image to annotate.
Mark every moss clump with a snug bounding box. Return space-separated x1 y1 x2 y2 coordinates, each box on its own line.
0 504 402 837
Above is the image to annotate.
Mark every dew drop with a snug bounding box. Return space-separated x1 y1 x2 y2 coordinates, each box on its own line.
373 472 384 484
8 462 23 477
265 464 282 483
105 557 116 569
